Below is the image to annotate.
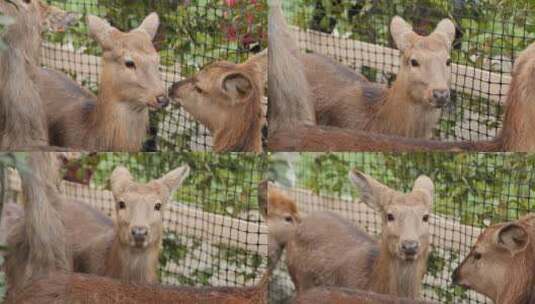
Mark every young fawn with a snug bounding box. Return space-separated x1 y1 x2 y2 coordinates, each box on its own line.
267 0 535 152
0 0 77 149
286 170 433 299
453 214 535 304
169 51 267 152
37 13 169 151
6 162 190 284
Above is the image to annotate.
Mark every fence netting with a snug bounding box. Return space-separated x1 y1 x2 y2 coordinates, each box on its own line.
42 0 267 151
3 152 268 290
282 0 535 141
268 152 535 304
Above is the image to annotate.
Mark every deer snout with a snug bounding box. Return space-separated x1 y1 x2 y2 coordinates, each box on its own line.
452 267 460 284
400 240 419 256
131 226 148 243
156 95 169 108
169 78 194 101
431 89 450 107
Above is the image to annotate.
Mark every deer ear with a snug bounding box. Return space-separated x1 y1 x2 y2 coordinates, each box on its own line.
412 175 434 208
431 19 456 50
496 223 529 255
110 166 134 197
349 169 394 212
135 12 159 41
390 16 418 52
223 73 253 101
157 165 190 200
258 180 269 219
38 1 80 33
87 15 116 50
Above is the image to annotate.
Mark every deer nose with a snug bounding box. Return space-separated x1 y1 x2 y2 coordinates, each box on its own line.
156 95 169 108
452 267 460 284
131 226 148 241
432 89 450 106
169 79 192 99
401 240 419 255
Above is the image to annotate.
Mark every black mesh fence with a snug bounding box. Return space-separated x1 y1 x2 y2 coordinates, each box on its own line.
2 152 268 290
42 0 267 151
281 0 535 141
268 152 535 304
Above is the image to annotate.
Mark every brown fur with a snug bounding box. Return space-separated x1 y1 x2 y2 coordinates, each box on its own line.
286 170 433 299
453 214 535 304
0 1 77 150
169 52 267 152
5 153 72 298
6 270 270 304
303 17 455 139
37 13 168 151
293 287 434 304
267 0 535 152
8 164 190 284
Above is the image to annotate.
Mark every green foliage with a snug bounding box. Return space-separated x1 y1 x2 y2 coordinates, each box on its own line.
0 13 14 51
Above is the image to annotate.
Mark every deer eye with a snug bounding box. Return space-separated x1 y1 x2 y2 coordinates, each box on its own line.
194 85 204 94
125 60 136 69
410 59 420 67
23 0 31 3
284 216 293 223
118 201 126 209
154 203 162 211
446 58 452 66
473 252 482 260
386 213 395 222
423 215 430 222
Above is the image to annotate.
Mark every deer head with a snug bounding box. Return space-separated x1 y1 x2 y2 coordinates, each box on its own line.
110 165 190 249
350 169 434 261
391 16 455 109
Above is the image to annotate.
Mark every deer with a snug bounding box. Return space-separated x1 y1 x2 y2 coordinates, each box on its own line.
6 160 191 285
302 16 455 139
285 169 434 299
4 152 72 298
36 12 169 151
0 0 77 150
267 0 535 152
6 179 272 304
452 214 535 304
169 50 267 152
292 287 435 304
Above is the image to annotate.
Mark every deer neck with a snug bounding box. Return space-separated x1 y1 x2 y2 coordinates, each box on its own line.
370 75 439 138
106 236 160 284
213 89 263 152
370 240 427 299
88 87 149 151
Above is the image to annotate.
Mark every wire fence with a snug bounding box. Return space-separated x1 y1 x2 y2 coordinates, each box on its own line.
268 152 535 304
3 152 268 289
282 0 535 141
42 0 267 151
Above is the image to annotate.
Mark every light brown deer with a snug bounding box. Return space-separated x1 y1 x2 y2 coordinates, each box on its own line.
303 16 455 139
169 50 267 152
267 0 535 152
36 13 169 151
4 152 72 298
6 162 190 284
286 169 433 299
293 287 435 304
452 214 535 304
0 1 77 150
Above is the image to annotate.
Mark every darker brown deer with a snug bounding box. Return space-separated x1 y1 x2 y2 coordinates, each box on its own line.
267 0 535 152
286 170 433 299
6 269 270 304
303 16 455 139
0 1 77 150
4 152 72 298
37 13 169 151
452 214 535 304
169 51 267 152
293 287 435 304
